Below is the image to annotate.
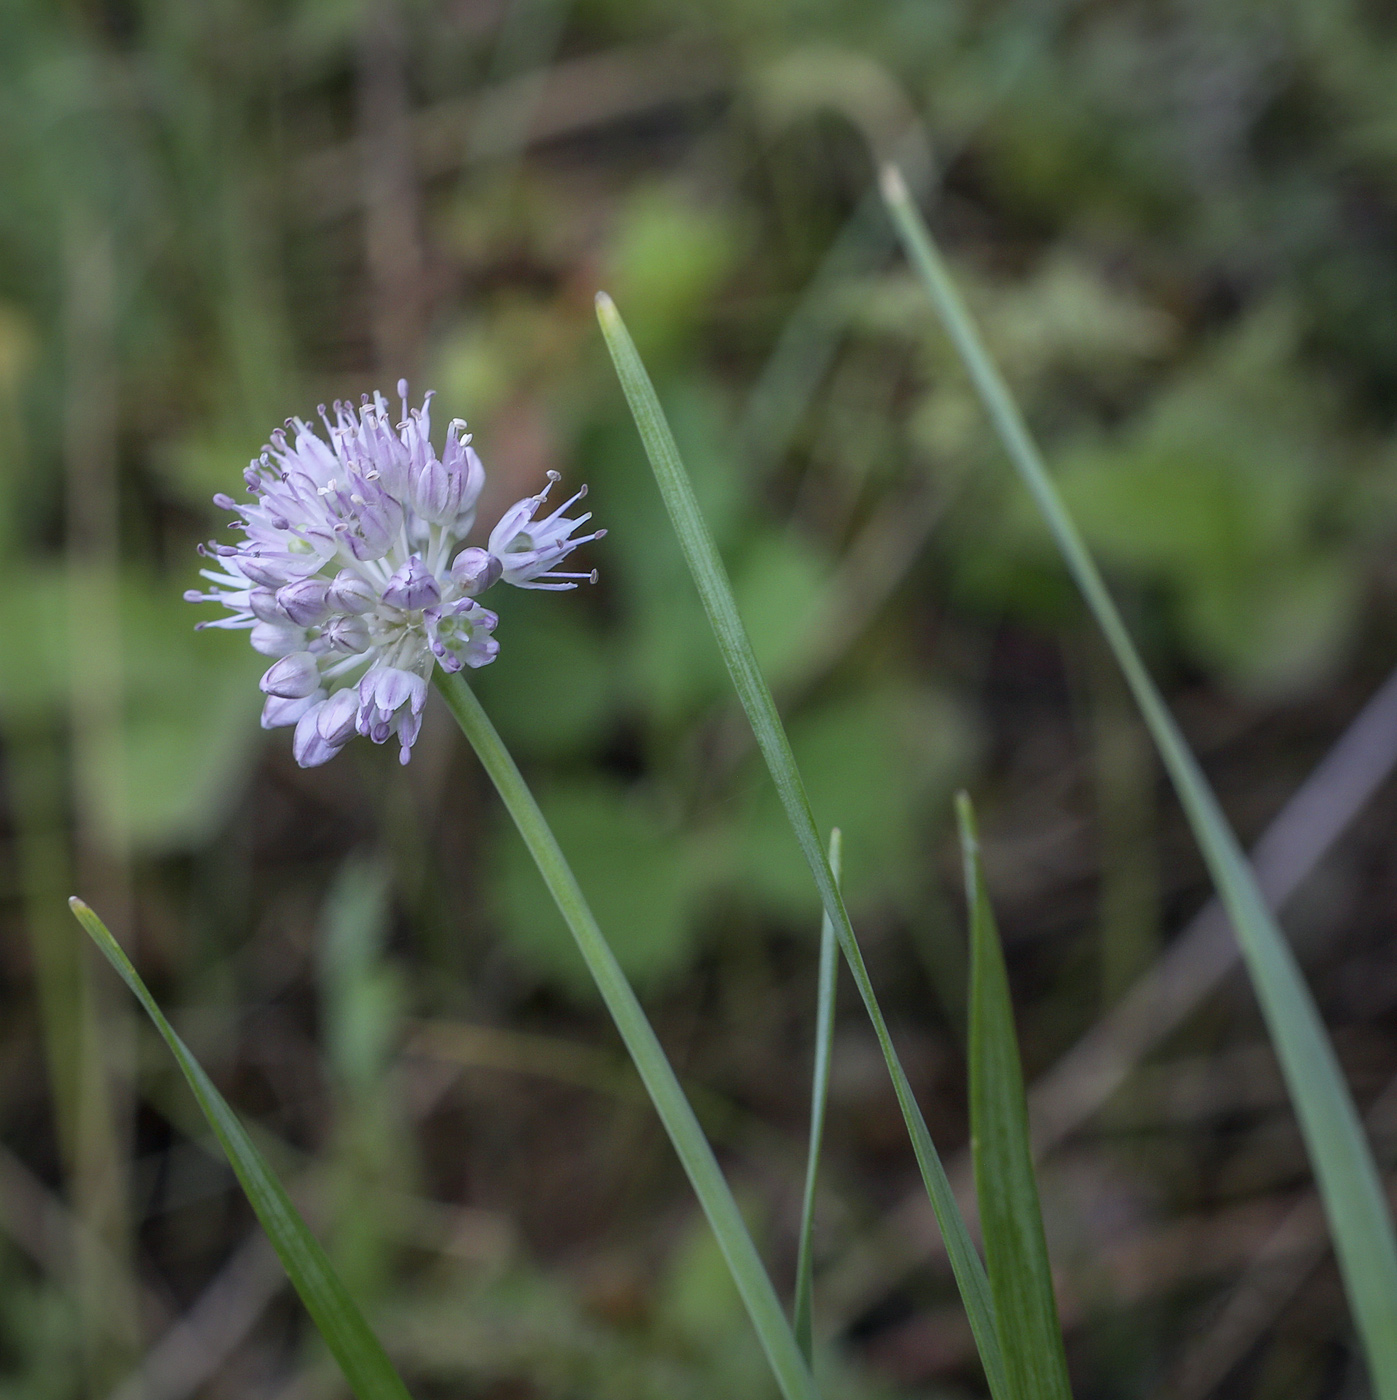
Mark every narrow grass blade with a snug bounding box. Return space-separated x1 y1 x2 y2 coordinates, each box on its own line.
433 672 817 1400
880 165 1397 1400
794 827 841 1366
958 796 1073 1400
595 291 1009 1400
67 898 413 1400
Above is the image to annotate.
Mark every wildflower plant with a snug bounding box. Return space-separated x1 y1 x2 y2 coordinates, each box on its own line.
63 190 1397 1400
185 382 602 767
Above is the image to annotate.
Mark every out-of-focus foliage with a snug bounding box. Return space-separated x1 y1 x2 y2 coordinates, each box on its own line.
4 0 1397 1396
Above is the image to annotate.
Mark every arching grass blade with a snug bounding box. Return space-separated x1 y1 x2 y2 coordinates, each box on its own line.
958 796 1073 1400
433 672 817 1400
595 290 1009 1400
67 898 413 1400
880 165 1397 1400
794 827 841 1367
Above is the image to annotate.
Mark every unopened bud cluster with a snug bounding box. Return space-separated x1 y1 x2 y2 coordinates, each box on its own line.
188 384 603 766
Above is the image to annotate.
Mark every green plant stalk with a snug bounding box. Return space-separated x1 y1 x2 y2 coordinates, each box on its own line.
880 164 1397 1397
595 291 1009 1400
68 898 412 1400
794 827 841 1366
433 671 817 1400
959 795 1073 1400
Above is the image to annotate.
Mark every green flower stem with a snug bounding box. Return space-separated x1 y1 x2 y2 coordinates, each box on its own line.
433 671 817 1400
881 163 1397 1399
595 291 1008 1400
793 827 841 1366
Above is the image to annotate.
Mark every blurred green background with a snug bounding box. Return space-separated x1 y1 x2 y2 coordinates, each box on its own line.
5 1 1397 1397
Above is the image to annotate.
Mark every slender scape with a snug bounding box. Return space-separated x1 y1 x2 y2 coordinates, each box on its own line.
432 670 818 1400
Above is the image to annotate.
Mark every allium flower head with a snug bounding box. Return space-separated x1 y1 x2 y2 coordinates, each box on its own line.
187 383 603 767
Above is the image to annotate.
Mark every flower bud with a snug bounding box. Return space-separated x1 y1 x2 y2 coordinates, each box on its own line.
316 688 361 745
250 621 306 657
260 651 321 698
449 547 502 595
293 703 342 767
411 457 465 525
260 690 322 730
238 556 300 588
358 665 428 718
324 614 371 654
248 587 289 624
276 577 332 626
341 484 402 561
327 569 376 614
382 556 441 611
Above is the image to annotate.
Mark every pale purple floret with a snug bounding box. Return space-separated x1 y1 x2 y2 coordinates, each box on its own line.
186 383 601 767
487 471 607 589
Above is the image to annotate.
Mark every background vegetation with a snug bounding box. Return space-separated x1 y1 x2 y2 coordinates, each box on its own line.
4 1 1397 1397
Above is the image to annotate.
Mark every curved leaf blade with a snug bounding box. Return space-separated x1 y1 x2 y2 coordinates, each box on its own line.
595 290 1009 1400
958 796 1073 1400
68 898 413 1400
880 166 1397 1400
793 826 841 1366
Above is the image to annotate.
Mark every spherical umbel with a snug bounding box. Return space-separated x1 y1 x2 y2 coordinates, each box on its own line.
185 385 602 766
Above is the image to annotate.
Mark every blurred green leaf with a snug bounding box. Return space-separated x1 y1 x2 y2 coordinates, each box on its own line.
0 566 70 722
475 590 616 759
319 855 398 1097
492 777 704 992
1053 302 1361 694
317 855 412 1302
653 1215 776 1396
106 581 266 852
0 569 263 851
607 184 740 358
734 532 831 689
742 684 974 917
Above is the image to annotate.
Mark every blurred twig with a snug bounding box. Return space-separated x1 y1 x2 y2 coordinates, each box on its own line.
871 1163 1397 1384
0 1139 164 1340
406 1019 646 1101
785 478 954 701
467 0 574 167
358 0 426 374
298 39 727 218
103 1231 283 1400
1161 1071 1397 1400
405 1019 759 1152
1032 663 1397 1154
